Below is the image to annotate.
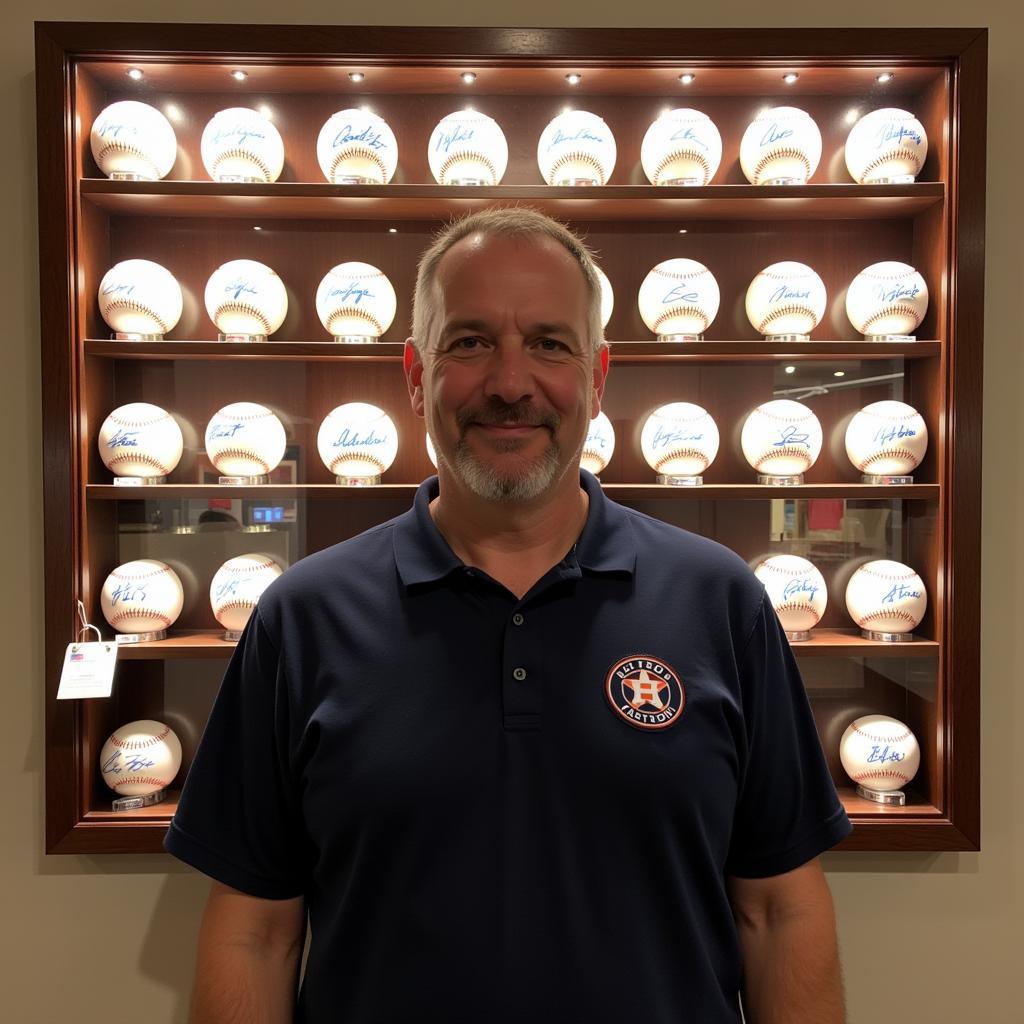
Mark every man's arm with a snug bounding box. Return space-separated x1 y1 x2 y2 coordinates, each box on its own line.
189 880 306 1024
727 857 845 1024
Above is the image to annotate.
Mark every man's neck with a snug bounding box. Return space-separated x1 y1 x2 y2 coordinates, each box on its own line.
429 469 590 598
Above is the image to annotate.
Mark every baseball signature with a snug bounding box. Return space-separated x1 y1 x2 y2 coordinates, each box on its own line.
435 126 475 153
328 282 374 305
876 283 922 304
782 578 820 601
106 429 140 448
221 279 258 301
662 285 700 304
101 282 135 297
214 126 267 147
547 127 604 153
774 426 811 448
866 744 906 764
209 422 245 440
95 120 138 140
101 751 157 776
651 426 705 449
668 126 708 150
332 124 387 151
881 583 922 604
875 123 923 148
108 583 148 605
584 429 609 449
768 285 811 303
873 423 918 445
759 123 794 147
213 578 250 600
329 428 388 449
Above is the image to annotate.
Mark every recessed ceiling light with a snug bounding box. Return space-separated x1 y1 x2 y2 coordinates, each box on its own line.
833 370 845 377
461 72 477 84
127 68 144 81
877 72 894 83
388 227 398 234
231 70 248 82
164 103 182 122
349 72 365 83
565 73 582 86
678 228 688 234
253 226 262 231
783 73 799 84
845 108 861 125
258 105 273 120
784 365 796 374
679 73 695 85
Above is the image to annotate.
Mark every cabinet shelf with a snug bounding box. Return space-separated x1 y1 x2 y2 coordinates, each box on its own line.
80 179 945 222
86 482 940 500
84 338 941 362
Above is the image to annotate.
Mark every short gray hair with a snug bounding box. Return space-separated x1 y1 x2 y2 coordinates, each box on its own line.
411 206 605 354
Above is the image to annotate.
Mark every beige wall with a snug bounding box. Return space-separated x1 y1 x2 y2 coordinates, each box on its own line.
2 3 1018 1022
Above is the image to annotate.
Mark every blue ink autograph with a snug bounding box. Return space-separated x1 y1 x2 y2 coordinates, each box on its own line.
783 578 819 601
221 279 258 301
662 285 700 304
547 127 604 153
652 426 704 449
873 423 917 445
759 123 793 147
768 285 811 303
209 422 245 440
101 282 135 298
109 583 148 605
875 123 923 148
214 126 267 147
882 583 922 603
435 126 474 153
106 429 140 449
332 124 387 151
774 425 811 448
866 744 906 764
669 126 707 150
877 283 921 303
329 428 387 449
328 283 374 305
101 751 157 776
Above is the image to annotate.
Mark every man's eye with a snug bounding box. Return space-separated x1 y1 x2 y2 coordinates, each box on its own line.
451 337 483 351
538 338 569 351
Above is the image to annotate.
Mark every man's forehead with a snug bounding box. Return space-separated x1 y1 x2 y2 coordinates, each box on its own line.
436 231 582 281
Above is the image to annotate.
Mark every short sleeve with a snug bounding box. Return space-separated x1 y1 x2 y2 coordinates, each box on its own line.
725 592 852 878
164 606 306 898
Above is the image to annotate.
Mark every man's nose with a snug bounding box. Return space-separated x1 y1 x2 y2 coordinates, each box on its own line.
484 341 535 404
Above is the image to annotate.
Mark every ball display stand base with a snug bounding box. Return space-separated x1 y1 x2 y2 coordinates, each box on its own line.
554 176 600 186
861 473 914 485
332 174 381 185
222 629 244 642
215 174 265 183
866 333 917 342
113 475 167 486
657 176 704 186
757 472 804 485
334 474 381 486
861 628 914 643
333 334 379 344
242 524 274 533
219 332 268 343
112 787 170 811
762 176 808 186
115 628 168 645
784 629 811 642
445 176 488 186
113 331 165 342
218 474 270 485
657 473 704 486
657 332 704 342
866 174 917 185
109 171 157 182
855 784 907 806
763 332 810 342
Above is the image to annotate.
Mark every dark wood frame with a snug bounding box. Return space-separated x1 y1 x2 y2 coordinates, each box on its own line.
36 22 986 854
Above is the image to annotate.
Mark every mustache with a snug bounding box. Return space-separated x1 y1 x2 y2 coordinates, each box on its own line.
456 401 560 431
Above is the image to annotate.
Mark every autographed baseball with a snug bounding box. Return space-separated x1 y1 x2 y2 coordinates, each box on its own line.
100 559 184 635
638 258 720 337
317 108 398 184
641 108 722 186
537 110 616 186
741 399 822 476
205 402 287 477
315 262 397 339
98 402 183 479
640 403 720 478
90 100 177 180
740 106 821 185
745 261 827 337
845 108 928 184
98 259 183 337
427 110 508 185
595 266 614 329
839 714 920 793
200 107 284 182
845 401 928 476
754 554 828 633
205 259 288 337
317 402 399 479
581 411 615 475
845 559 927 634
846 261 929 337
100 719 182 796
209 553 284 633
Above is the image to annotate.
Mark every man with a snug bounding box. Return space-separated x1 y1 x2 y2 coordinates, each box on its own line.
166 207 851 1023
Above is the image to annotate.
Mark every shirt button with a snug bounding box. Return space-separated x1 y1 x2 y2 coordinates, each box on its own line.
512 667 527 681
512 613 524 626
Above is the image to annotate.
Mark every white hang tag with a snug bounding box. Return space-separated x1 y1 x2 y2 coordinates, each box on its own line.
57 641 118 699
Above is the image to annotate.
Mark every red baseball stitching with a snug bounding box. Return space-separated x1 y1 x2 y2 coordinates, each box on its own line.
101 298 170 334
329 452 385 474
109 725 172 748
652 148 710 185
860 304 924 331
654 447 710 471
547 151 606 185
212 302 272 334
753 147 811 181
859 147 922 181
438 150 498 185
210 448 271 474
652 305 710 332
325 305 385 335
329 145 387 182
859 448 919 470
757 304 818 333
211 148 272 181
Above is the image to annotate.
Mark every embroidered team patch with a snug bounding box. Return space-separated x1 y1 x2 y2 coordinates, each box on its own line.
605 655 685 731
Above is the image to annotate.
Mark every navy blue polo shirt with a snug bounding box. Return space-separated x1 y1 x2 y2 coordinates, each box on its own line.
166 470 851 1023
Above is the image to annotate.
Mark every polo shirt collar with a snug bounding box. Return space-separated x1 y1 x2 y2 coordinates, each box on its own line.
393 470 636 589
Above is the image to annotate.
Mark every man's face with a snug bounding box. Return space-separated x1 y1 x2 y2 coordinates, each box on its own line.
406 232 607 502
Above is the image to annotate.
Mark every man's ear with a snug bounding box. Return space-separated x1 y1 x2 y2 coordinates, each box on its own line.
404 340 425 417
591 344 610 418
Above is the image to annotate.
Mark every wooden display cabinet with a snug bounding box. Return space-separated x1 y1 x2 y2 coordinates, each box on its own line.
36 23 986 853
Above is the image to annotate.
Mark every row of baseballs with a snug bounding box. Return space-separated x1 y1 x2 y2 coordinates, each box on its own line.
101 707 920 797
100 554 283 636
92 101 928 188
99 398 928 482
99 256 930 342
